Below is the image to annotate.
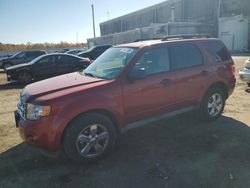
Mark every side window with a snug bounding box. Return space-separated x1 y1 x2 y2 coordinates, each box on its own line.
37 56 55 65
169 43 203 70
15 52 26 59
133 47 170 76
57 55 73 64
203 41 231 62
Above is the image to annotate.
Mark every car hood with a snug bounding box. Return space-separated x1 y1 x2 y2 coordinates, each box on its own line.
6 63 30 70
23 72 106 101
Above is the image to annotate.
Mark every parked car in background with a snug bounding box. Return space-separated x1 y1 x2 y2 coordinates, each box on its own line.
0 50 46 69
239 59 250 87
6 53 91 83
77 44 112 60
15 36 235 162
65 48 86 55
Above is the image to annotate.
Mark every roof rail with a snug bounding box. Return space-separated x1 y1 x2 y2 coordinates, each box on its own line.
161 34 210 41
134 38 161 42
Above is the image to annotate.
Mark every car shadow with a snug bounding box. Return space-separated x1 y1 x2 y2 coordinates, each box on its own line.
0 82 26 90
1 115 250 188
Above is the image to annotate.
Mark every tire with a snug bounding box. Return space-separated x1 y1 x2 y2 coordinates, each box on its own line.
17 71 32 84
63 113 117 163
247 82 250 88
199 87 225 121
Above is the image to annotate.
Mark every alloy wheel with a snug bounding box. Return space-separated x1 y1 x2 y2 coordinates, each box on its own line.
207 93 223 117
76 124 109 158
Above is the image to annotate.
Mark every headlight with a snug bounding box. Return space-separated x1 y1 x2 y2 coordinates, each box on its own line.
26 103 51 120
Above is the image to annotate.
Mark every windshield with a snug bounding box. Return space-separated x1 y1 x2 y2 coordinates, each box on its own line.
11 52 23 58
84 47 137 79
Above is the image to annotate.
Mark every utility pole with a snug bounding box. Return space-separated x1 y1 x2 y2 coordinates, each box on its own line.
91 4 96 38
76 32 78 48
107 11 110 20
218 0 222 18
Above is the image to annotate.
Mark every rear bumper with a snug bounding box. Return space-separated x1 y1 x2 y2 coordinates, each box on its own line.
239 68 250 82
227 76 236 97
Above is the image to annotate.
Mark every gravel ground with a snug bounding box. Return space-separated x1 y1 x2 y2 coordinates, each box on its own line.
0 55 249 188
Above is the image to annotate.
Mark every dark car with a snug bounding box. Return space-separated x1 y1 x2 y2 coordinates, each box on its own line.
77 44 112 60
65 49 86 55
0 50 46 69
15 36 235 162
6 53 91 83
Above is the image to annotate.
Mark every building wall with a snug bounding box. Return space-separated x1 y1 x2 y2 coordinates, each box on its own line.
100 0 220 36
88 22 214 46
97 0 250 49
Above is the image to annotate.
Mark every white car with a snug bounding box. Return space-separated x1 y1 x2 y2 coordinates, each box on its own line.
239 59 250 87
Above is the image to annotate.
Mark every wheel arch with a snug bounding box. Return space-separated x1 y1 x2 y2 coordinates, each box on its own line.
60 108 121 149
205 82 229 99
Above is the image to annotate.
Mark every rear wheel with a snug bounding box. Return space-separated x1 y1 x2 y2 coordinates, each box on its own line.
199 87 225 121
17 71 32 84
63 113 117 163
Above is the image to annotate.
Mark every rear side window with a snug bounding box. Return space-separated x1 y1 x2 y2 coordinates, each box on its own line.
57 55 73 64
169 43 203 70
203 41 231 62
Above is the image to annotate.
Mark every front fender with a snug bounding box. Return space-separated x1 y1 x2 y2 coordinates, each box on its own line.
49 95 124 149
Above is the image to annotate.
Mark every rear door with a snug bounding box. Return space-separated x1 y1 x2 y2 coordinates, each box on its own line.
56 55 77 74
168 42 210 108
123 46 177 123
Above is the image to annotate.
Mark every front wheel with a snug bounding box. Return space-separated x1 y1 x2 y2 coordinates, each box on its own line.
63 113 117 163
199 88 225 121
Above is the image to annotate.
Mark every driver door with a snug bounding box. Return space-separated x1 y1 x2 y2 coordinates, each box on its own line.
32 55 57 80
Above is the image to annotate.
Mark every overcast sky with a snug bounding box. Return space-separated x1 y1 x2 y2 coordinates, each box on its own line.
0 0 165 44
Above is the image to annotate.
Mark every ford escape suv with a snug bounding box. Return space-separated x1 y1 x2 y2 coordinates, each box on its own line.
15 36 236 162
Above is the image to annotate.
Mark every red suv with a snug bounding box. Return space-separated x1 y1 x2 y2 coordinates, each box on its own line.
15 36 236 162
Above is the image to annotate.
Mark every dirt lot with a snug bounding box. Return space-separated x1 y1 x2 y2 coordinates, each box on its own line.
0 56 250 188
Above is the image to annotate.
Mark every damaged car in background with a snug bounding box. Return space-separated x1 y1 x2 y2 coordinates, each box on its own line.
239 59 250 87
6 53 91 83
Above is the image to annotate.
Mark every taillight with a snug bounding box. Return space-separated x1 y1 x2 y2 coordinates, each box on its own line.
230 64 236 76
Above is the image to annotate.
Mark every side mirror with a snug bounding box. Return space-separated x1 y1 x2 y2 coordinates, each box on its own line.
128 67 146 80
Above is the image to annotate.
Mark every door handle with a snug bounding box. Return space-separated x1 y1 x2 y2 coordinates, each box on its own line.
160 79 172 86
200 70 209 76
